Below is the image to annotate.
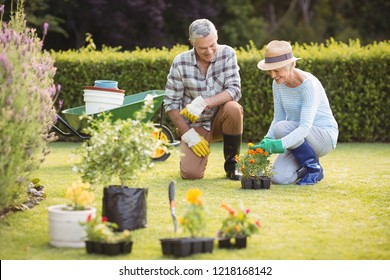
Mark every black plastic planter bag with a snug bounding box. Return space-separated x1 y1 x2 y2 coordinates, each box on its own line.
102 186 148 231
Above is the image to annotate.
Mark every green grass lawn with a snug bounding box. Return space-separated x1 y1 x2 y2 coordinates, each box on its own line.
0 142 389 260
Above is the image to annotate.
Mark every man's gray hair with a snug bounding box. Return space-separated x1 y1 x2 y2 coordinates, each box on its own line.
189 19 218 44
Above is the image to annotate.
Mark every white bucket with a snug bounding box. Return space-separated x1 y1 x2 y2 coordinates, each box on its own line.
83 89 125 115
48 204 96 248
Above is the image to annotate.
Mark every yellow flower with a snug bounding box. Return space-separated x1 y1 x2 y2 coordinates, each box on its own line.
65 181 94 210
186 188 202 205
181 188 205 237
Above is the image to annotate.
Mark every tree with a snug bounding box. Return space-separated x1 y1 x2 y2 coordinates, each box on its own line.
2 0 387 51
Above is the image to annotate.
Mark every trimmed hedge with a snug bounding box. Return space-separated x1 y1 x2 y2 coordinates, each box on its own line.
52 39 390 142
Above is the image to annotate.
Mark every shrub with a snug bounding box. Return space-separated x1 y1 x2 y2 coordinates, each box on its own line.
52 39 390 143
0 1 57 211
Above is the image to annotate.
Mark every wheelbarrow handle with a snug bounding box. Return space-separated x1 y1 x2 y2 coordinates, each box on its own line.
53 114 90 140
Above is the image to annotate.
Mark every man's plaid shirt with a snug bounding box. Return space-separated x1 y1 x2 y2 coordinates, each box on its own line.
164 44 241 130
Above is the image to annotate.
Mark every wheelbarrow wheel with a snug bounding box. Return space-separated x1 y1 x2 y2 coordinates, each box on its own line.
152 124 174 161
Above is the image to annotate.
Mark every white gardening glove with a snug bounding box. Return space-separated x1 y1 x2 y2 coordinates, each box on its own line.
181 128 210 157
180 96 207 123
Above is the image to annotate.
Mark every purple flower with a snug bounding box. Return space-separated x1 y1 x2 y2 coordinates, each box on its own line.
0 5 5 18
58 99 64 111
43 22 49 37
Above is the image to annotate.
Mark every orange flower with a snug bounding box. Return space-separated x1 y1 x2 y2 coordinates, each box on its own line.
221 202 237 216
255 148 263 154
235 142 272 178
186 188 202 205
219 204 262 238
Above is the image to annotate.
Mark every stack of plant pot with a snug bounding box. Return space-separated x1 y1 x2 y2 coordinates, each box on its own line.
83 80 125 115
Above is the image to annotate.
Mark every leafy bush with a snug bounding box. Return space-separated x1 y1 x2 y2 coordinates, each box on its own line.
0 1 57 211
52 39 390 142
74 94 170 187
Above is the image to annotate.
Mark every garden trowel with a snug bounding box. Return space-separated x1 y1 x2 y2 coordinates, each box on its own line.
168 180 178 232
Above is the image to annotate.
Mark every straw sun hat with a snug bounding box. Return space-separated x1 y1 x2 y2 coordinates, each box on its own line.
257 40 301 71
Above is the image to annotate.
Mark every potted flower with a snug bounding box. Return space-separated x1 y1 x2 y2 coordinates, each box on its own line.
235 143 273 189
217 203 262 249
48 181 96 248
82 215 133 255
74 94 171 231
160 188 214 257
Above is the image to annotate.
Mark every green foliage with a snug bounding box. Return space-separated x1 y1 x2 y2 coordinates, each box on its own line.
74 95 170 187
236 143 272 179
82 216 132 243
179 188 206 238
218 203 262 238
52 39 390 143
0 0 56 211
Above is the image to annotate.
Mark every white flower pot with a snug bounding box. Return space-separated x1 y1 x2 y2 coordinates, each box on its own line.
48 204 96 248
83 89 124 115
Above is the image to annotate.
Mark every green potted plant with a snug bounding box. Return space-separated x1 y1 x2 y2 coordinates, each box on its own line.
48 180 96 248
236 143 273 189
217 203 262 249
160 188 214 257
74 94 170 231
82 215 133 255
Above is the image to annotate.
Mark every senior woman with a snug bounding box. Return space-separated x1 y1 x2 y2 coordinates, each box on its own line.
252 40 338 185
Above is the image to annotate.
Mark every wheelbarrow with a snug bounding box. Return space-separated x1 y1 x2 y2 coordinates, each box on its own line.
53 89 178 161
